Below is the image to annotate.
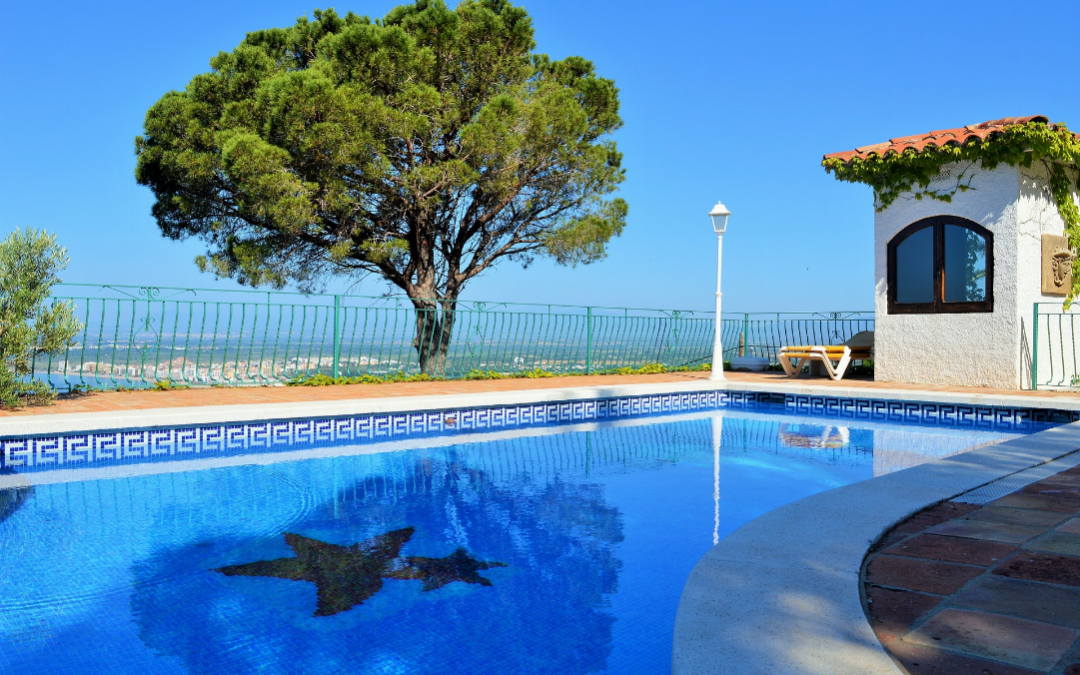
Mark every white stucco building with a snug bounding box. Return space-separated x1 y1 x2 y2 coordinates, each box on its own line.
825 116 1079 390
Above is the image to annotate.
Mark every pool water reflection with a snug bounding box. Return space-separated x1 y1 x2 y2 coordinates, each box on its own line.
0 411 1021 674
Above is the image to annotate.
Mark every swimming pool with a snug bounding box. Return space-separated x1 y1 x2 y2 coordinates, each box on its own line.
0 410 1028 674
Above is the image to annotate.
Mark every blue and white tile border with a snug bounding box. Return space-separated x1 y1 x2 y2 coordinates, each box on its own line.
2 388 1078 473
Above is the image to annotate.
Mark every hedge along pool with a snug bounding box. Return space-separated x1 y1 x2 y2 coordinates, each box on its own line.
0 408 1044 674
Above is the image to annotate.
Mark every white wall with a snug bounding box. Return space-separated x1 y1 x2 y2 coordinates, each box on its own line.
874 163 1021 388
1017 164 1080 388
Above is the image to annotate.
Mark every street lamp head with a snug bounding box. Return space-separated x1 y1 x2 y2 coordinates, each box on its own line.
709 200 731 234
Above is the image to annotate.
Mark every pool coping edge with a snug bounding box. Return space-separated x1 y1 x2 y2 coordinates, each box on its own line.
672 419 1080 675
2 379 1077 438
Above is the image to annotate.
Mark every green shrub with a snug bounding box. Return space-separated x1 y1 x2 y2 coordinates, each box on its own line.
0 229 82 408
522 368 557 378
286 372 440 387
461 370 506 381
848 360 875 378
284 361 716 387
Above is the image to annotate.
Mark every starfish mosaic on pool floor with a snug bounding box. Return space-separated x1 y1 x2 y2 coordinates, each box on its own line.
216 527 507 617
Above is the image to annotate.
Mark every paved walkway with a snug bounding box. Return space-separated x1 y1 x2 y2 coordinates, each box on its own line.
2 371 1075 417
864 465 1080 675
0 372 711 417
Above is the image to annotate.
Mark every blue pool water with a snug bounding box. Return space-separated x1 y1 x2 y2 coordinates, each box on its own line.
0 410 1023 674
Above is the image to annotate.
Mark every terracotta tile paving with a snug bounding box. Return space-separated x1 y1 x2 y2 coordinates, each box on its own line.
865 468 1080 674
883 534 1017 566
1041 475 1080 488
965 506 1071 528
865 586 943 640
891 502 982 535
1024 533 1080 557
1 369 1076 418
952 577 1080 629
0 372 713 417
883 639 1045 675
1023 481 1080 495
866 555 984 595
904 608 1077 671
993 494 1080 514
925 519 1048 545
994 553 1080 587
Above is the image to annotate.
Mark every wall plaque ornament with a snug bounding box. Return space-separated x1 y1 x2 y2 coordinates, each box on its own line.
1042 234 1074 296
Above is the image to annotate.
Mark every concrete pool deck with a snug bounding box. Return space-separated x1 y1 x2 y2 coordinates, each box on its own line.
2 371 1079 675
1 371 1077 438
1 371 1076 420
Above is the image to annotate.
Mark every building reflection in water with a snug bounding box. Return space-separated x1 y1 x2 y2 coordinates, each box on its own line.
778 423 851 449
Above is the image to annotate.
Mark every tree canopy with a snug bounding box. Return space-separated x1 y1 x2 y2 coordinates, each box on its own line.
0 229 81 407
135 0 627 371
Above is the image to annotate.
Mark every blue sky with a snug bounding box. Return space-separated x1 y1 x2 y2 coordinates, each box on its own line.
1 0 1076 313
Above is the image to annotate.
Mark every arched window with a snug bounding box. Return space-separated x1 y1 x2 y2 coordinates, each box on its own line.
887 216 993 314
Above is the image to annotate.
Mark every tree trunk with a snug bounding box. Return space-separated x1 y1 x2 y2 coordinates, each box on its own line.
412 295 458 376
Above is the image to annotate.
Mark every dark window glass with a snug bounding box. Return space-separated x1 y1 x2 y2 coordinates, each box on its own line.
887 216 992 314
895 227 934 303
943 224 986 302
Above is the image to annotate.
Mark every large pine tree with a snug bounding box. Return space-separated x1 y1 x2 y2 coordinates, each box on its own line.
136 1 627 373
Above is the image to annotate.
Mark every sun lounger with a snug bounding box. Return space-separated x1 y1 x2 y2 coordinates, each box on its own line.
778 331 873 381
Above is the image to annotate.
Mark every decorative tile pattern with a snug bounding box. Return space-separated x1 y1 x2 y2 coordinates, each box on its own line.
2 390 1075 473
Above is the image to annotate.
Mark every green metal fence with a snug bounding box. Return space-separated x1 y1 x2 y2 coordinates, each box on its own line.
1031 303 1079 390
35 284 874 390
721 311 875 362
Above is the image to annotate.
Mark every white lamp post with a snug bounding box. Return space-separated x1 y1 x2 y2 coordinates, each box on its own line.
709 200 731 381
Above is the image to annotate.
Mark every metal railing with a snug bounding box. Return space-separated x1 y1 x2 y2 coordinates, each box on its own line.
34 284 873 390
1031 303 1079 390
719 311 875 362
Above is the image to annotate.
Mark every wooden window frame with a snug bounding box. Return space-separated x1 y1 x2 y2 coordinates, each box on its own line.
887 215 994 314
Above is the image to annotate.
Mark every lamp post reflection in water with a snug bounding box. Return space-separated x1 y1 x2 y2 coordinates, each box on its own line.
712 415 722 545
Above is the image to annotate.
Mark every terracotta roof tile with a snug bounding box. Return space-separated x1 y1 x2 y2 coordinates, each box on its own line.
824 116 1066 163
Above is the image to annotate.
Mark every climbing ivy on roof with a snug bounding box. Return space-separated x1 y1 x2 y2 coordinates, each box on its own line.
822 120 1080 302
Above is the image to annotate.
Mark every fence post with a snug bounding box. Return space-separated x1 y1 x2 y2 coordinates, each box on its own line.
333 294 341 379
1031 302 1039 391
586 306 593 375
742 313 749 357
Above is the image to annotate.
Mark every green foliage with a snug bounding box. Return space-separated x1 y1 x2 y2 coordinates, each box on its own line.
72 383 139 394
680 363 714 373
521 367 556 378
599 362 712 375
847 360 874 378
286 371 440 386
135 0 627 305
152 380 191 391
461 369 506 380
822 120 1080 300
0 229 83 408
285 361 712 386
601 362 667 375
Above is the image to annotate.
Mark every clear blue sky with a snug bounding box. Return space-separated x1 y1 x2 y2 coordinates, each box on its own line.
1 0 1076 312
